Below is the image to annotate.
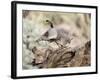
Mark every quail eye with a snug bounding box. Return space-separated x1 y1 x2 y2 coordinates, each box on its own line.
46 20 49 22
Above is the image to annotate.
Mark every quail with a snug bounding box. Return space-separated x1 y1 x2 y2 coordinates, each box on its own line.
36 20 72 47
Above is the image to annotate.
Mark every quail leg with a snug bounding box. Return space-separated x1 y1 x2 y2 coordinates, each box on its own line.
55 41 64 48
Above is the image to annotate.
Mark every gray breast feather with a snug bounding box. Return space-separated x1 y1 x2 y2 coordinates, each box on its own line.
56 28 71 44
37 28 72 46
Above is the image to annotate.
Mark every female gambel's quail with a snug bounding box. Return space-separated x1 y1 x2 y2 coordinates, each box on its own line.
36 20 72 47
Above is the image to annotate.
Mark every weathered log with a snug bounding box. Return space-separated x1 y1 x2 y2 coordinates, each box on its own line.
37 41 91 68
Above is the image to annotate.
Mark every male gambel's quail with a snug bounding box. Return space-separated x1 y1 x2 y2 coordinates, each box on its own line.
36 20 72 47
